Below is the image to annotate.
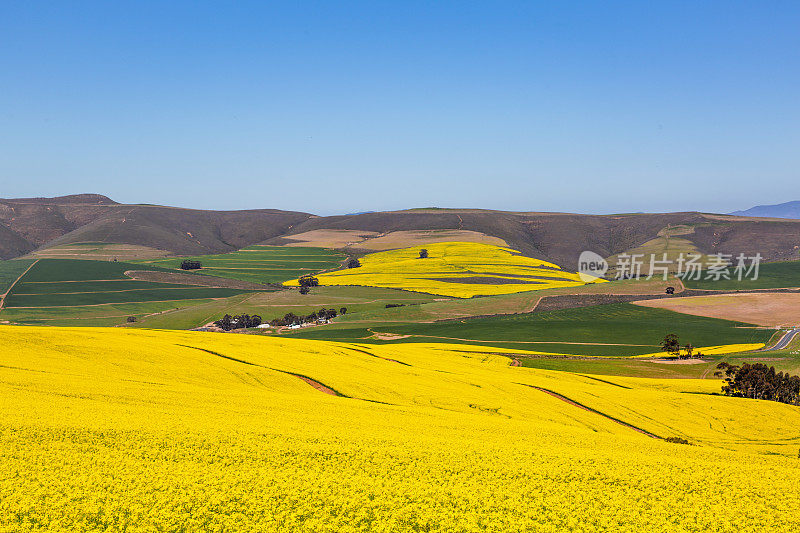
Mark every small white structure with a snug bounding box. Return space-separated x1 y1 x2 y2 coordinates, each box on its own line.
256 324 271 329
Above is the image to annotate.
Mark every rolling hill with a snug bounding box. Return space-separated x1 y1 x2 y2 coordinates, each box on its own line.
3 195 800 268
0 194 312 259
2 325 799 530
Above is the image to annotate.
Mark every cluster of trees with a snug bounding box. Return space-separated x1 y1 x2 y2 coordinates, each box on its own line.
418 249 428 259
298 275 319 294
268 307 346 327
660 334 703 359
347 258 361 268
715 362 800 405
214 314 262 331
180 260 202 270
385 303 405 308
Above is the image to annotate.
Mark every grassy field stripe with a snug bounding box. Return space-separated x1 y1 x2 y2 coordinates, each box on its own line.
11 287 214 296
517 383 660 439
6 297 235 309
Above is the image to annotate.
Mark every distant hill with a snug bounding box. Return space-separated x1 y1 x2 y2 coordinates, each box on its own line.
731 201 800 219
2 194 800 265
0 193 118 205
0 195 312 260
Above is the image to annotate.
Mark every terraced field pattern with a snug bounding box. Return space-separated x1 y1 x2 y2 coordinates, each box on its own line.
2 326 799 531
138 245 346 284
285 241 603 297
0 259 257 326
284 302 773 356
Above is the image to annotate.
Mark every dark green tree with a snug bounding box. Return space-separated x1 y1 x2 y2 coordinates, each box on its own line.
661 333 681 357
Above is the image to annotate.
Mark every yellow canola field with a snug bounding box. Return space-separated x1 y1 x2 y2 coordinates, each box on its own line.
2 326 800 532
284 241 605 297
632 343 766 358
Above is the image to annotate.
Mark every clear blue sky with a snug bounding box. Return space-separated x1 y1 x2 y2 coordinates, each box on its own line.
1 1 798 214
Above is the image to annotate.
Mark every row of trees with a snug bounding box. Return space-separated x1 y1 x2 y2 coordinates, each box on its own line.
660 334 704 359
715 362 800 405
268 307 346 327
214 314 262 331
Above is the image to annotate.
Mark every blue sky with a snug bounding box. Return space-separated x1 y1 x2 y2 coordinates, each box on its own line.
1 1 798 214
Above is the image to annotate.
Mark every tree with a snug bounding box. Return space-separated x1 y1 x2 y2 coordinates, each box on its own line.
215 314 233 331
661 334 681 357
126 316 137 323
715 362 800 405
180 260 202 270
418 249 428 259
214 314 261 330
298 275 319 287
347 258 361 268
340 307 347 315
299 286 310 295
683 343 694 359
665 286 675 295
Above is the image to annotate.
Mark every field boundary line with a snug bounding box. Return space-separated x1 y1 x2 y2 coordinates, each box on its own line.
0 259 39 310
517 383 661 439
6 296 232 309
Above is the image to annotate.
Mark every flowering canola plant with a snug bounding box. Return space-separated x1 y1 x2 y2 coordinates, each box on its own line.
632 343 766 358
1 325 800 532
284 241 606 297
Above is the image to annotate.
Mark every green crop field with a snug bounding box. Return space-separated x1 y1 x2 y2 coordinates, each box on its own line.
0 260 35 294
0 299 227 327
136 246 346 284
382 303 773 354
133 285 440 330
0 258 259 326
281 303 775 356
4 286 250 307
19 258 174 282
681 260 800 290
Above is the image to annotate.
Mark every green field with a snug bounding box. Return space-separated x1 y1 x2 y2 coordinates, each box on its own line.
0 259 35 294
4 286 250 307
681 260 800 290
0 299 223 326
136 246 346 284
281 303 775 356
19 258 174 282
0 258 258 326
132 285 441 330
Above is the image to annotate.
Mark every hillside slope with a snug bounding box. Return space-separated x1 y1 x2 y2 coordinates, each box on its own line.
271 208 800 266
2 326 799 531
0 195 312 259
3 195 800 265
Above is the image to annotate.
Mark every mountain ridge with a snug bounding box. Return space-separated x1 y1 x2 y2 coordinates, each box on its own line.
731 200 800 219
2 194 800 265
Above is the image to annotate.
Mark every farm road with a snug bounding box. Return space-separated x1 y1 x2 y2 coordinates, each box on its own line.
763 328 800 351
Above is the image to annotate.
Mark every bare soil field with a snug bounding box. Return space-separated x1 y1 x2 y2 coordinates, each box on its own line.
355 230 508 250
25 243 172 261
632 293 800 327
282 229 508 250
280 229 381 248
